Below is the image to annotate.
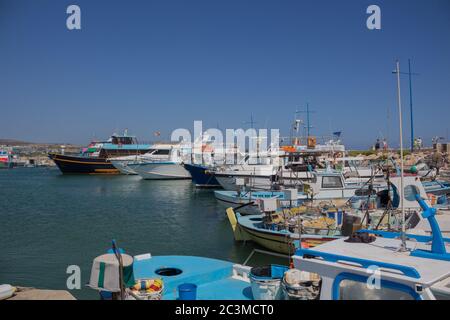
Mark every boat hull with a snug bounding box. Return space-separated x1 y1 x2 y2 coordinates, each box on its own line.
215 190 302 215
110 160 138 175
134 162 192 180
183 163 221 187
215 175 273 191
48 153 119 174
0 162 13 169
228 211 339 254
240 221 337 255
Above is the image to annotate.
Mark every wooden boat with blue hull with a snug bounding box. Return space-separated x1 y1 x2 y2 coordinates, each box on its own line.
183 163 221 188
49 133 152 174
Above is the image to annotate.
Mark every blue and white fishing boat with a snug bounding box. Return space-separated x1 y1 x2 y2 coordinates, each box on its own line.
88 241 255 300
291 195 450 300
215 171 386 213
131 255 253 300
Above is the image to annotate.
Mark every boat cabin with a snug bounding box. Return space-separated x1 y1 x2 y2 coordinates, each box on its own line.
305 171 385 200
293 235 450 300
96 133 152 158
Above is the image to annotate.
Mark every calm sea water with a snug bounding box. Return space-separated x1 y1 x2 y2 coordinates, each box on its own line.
0 167 286 299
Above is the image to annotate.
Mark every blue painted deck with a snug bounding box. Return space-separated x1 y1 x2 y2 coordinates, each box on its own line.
133 255 252 300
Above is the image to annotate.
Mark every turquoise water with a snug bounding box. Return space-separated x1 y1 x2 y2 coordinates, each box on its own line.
0 168 286 299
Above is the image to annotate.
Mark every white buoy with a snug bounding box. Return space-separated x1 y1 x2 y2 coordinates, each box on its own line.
0 284 16 300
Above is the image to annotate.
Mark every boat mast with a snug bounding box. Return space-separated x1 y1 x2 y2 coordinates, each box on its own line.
296 103 315 140
394 60 407 251
408 60 414 152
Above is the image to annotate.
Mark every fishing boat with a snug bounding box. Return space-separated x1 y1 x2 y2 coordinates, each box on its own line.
291 195 450 300
288 64 446 300
88 242 253 300
215 171 386 211
213 149 384 192
48 132 152 174
133 143 192 180
225 173 447 255
0 148 13 169
227 206 340 255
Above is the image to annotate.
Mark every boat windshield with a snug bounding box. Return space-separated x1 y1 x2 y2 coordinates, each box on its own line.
111 136 134 145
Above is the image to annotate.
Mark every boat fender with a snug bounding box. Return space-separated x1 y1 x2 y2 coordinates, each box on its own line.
0 284 16 300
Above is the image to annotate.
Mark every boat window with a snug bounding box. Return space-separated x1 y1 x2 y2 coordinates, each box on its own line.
149 149 170 155
120 137 133 144
337 279 415 300
430 277 450 300
112 136 133 145
322 176 343 188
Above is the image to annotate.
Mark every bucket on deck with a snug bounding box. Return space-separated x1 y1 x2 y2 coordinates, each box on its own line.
249 265 288 300
178 283 197 300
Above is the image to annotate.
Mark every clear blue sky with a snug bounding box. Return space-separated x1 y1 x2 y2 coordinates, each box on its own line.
1 0 449 149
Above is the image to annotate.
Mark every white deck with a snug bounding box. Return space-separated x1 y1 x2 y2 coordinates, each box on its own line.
300 237 450 285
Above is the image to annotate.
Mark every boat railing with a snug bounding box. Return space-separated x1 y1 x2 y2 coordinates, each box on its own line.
242 248 291 266
295 248 421 279
357 229 450 244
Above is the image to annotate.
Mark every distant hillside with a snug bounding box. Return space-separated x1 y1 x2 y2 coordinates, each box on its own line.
0 138 80 147
0 139 36 146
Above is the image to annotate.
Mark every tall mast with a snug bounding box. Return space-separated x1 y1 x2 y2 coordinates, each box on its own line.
394 60 407 251
296 103 315 138
408 59 414 152
396 59 419 152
